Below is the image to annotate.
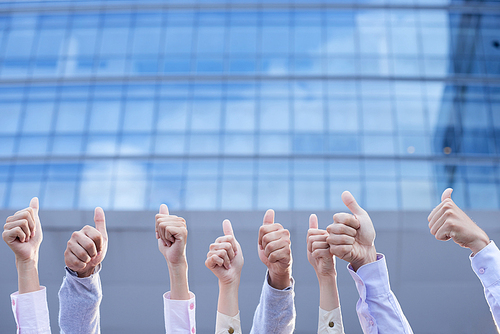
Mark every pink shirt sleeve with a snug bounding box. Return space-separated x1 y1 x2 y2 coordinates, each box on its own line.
11 286 51 334
163 291 196 334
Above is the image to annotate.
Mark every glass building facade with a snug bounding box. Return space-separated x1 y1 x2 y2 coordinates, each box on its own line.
0 0 499 212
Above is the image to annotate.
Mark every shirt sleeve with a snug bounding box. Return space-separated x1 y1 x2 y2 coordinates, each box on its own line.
317 307 344 334
215 311 241 334
249 271 296 334
10 286 51 334
163 291 196 334
348 254 413 334
58 265 102 334
470 240 500 327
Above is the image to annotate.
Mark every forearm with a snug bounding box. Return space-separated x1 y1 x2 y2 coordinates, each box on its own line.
317 274 340 312
218 281 239 317
16 257 40 294
168 261 190 300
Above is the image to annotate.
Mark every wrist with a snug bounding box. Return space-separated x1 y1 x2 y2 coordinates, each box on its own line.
268 270 292 290
470 237 490 255
351 246 377 272
317 272 337 286
76 266 96 278
16 256 38 271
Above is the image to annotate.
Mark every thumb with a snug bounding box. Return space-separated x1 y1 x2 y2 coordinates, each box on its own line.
223 219 234 236
441 188 453 202
342 191 365 216
29 197 39 216
159 203 169 215
263 209 275 225
309 214 318 229
94 207 107 238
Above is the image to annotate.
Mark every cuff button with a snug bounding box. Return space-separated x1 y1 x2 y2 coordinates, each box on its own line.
228 327 234 334
329 321 334 328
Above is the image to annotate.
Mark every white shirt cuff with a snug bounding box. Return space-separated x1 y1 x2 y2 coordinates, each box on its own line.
318 307 344 334
163 291 196 334
11 287 51 334
471 240 500 288
216 311 241 334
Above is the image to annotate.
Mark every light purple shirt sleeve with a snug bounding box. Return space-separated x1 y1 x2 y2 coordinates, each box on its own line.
249 271 296 334
163 291 196 334
58 266 102 334
348 254 413 334
10 286 51 334
470 240 500 327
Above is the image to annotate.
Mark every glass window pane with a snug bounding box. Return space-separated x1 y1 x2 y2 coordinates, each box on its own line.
155 134 185 154
185 179 217 209
469 182 499 209
396 99 426 132
5 29 36 57
391 26 419 56
99 27 130 56
123 100 154 132
262 26 289 54
89 100 121 133
35 28 66 57
229 26 257 55
149 178 183 210
365 180 398 209
86 134 117 155
9 180 42 208
164 26 193 55
330 179 362 209
294 99 323 131
401 180 434 209
44 180 76 209
158 100 189 131
119 134 151 154
329 99 358 132
224 134 254 155
294 26 322 55
257 178 289 210
79 179 112 209
0 102 23 134
197 26 225 54
191 100 221 131
67 27 98 57
260 99 290 131
362 100 394 132
259 134 290 155
189 134 219 154
52 135 83 155
294 179 325 210
22 101 55 134
56 101 87 133
326 26 356 55
225 99 255 131
131 26 161 56
113 179 147 210
221 179 253 210
17 136 48 156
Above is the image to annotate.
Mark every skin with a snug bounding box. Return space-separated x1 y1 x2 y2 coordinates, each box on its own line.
64 207 108 278
326 191 377 272
206 219 244 317
428 188 490 254
3 197 42 294
307 214 340 312
155 204 190 300
258 209 293 290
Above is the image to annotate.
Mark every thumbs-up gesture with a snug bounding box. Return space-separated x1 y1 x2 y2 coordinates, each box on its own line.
155 204 188 268
307 214 336 278
3 197 43 264
258 209 292 289
206 220 244 285
428 188 489 254
65 207 108 278
327 191 376 271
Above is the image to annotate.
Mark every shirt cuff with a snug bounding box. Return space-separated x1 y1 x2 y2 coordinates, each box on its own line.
164 291 196 334
216 311 241 334
348 254 390 299
11 287 51 334
470 240 500 288
318 307 344 334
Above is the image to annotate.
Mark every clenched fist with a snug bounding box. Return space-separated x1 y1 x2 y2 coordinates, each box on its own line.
327 191 376 271
307 214 336 278
65 207 108 278
258 209 292 290
428 188 489 254
155 204 188 268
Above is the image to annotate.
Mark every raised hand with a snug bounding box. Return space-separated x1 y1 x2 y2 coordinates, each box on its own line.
327 191 376 272
428 188 489 254
258 209 292 290
206 219 244 286
3 198 43 293
64 207 108 278
3 197 42 263
307 214 335 278
155 204 187 268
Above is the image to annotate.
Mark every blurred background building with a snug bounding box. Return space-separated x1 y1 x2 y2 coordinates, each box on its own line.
0 0 499 333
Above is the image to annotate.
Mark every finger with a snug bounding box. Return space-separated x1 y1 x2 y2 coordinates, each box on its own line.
223 219 234 236
5 220 30 242
327 233 355 246
427 200 446 223
215 235 238 256
94 207 107 240
160 203 169 215
83 226 103 254
263 209 274 225
309 214 318 229
327 223 357 238
3 226 27 243
211 249 231 269
268 245 291 264
264 238 290 258
258 221 281 250
428 201 453 232
28 200 38 237
210 242 235 261
65 250 87 271
429 211 449 236
68 240 92 263
341 191 365 217
329 244 352 259
331 213 360 230
261 228 289 251
312 248 332 259
307 234 327 253
441 188 453 202
311 241 330 252
206 254 224 269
